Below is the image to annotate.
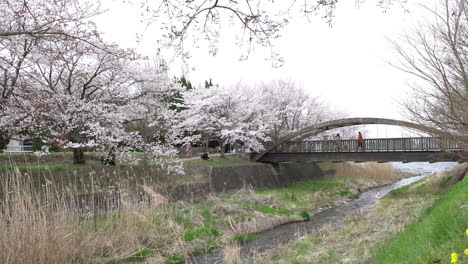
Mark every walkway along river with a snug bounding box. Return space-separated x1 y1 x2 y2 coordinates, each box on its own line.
192 162 458 264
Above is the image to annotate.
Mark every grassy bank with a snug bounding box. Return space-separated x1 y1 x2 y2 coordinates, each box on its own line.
370 169 467 264
0 157 402 263
0 152 213 197
0 153 252 192
251 164 467 264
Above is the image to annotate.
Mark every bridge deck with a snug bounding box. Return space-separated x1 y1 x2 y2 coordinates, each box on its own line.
259 151 466 163
273 137 463 153
259 137 466 163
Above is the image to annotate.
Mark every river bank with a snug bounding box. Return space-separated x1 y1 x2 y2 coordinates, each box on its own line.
192 173 435 263
241 162 466 264
0 155 408 264
100 162 406 263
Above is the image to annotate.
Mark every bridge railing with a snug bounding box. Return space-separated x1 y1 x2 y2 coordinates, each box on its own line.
272 137 464 153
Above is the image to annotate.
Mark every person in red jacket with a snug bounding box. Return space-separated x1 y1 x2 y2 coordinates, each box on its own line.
357 132 364 151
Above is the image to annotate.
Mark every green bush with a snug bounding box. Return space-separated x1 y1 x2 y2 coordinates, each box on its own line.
32 138 60 152
0 132 10 153
299 211 311 221
32 138 43 151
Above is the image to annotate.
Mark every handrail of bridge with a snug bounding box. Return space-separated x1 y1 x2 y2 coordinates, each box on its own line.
272 137 465 153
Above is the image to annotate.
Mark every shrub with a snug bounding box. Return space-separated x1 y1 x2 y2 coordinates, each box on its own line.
299 211 311 221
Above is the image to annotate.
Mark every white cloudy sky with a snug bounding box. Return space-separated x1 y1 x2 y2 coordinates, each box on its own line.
94 0 436 137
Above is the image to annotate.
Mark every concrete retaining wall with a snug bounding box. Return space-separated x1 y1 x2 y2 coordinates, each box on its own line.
209 162 332 193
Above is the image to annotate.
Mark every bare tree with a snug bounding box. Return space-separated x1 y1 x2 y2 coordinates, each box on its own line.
139 0 406 64
392 0 467 146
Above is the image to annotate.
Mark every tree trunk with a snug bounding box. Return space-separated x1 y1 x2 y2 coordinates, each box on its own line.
73 147 85 164
220 148 225 158
220 140 225 158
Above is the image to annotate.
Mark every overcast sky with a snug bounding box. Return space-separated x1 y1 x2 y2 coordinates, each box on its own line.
94 0 434 137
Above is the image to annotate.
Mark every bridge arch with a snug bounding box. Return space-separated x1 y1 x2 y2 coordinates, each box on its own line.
253 117 454 162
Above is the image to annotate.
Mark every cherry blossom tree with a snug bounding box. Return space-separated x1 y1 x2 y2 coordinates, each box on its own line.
175 83 277 157
0 0 110 108
259 80 347 140
125 60 187 145
175 80 349 156
0 0 182 165
0 0 104 44
4 37 181 164
0 0 106 148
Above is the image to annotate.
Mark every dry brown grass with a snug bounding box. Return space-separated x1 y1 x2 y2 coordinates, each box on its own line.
224 244 241 264
0 159 406 263
336 162 400 184
0 168 190 264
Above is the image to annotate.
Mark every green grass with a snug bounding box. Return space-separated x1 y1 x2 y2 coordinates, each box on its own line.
165 253 184 263
292 241 311 256
257 178 352 207
370 175 468 264
193 238 220 255
252 204 295 216
174 215 193 228
386 176 432 199
233 233 256 244
258 178 348 195
299 211 311 221
183 225 220 242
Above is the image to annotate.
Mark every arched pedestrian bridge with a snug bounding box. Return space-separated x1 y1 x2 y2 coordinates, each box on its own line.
254 118 467 163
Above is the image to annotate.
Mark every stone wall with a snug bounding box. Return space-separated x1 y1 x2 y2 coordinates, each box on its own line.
209 162 332 193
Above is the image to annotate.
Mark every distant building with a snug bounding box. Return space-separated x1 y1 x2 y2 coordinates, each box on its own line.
5 136 33 152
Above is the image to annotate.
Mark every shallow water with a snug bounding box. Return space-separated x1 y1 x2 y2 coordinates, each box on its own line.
192 162 458 264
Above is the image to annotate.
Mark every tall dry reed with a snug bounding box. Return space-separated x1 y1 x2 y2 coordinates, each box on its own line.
223 244 241 264
0 166 187 264
335 162 400 183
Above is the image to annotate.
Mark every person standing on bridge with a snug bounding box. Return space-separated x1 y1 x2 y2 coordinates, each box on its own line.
357 132 364 151
334 133 341 151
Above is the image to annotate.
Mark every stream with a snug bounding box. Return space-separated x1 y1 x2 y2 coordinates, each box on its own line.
192 162 458 264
